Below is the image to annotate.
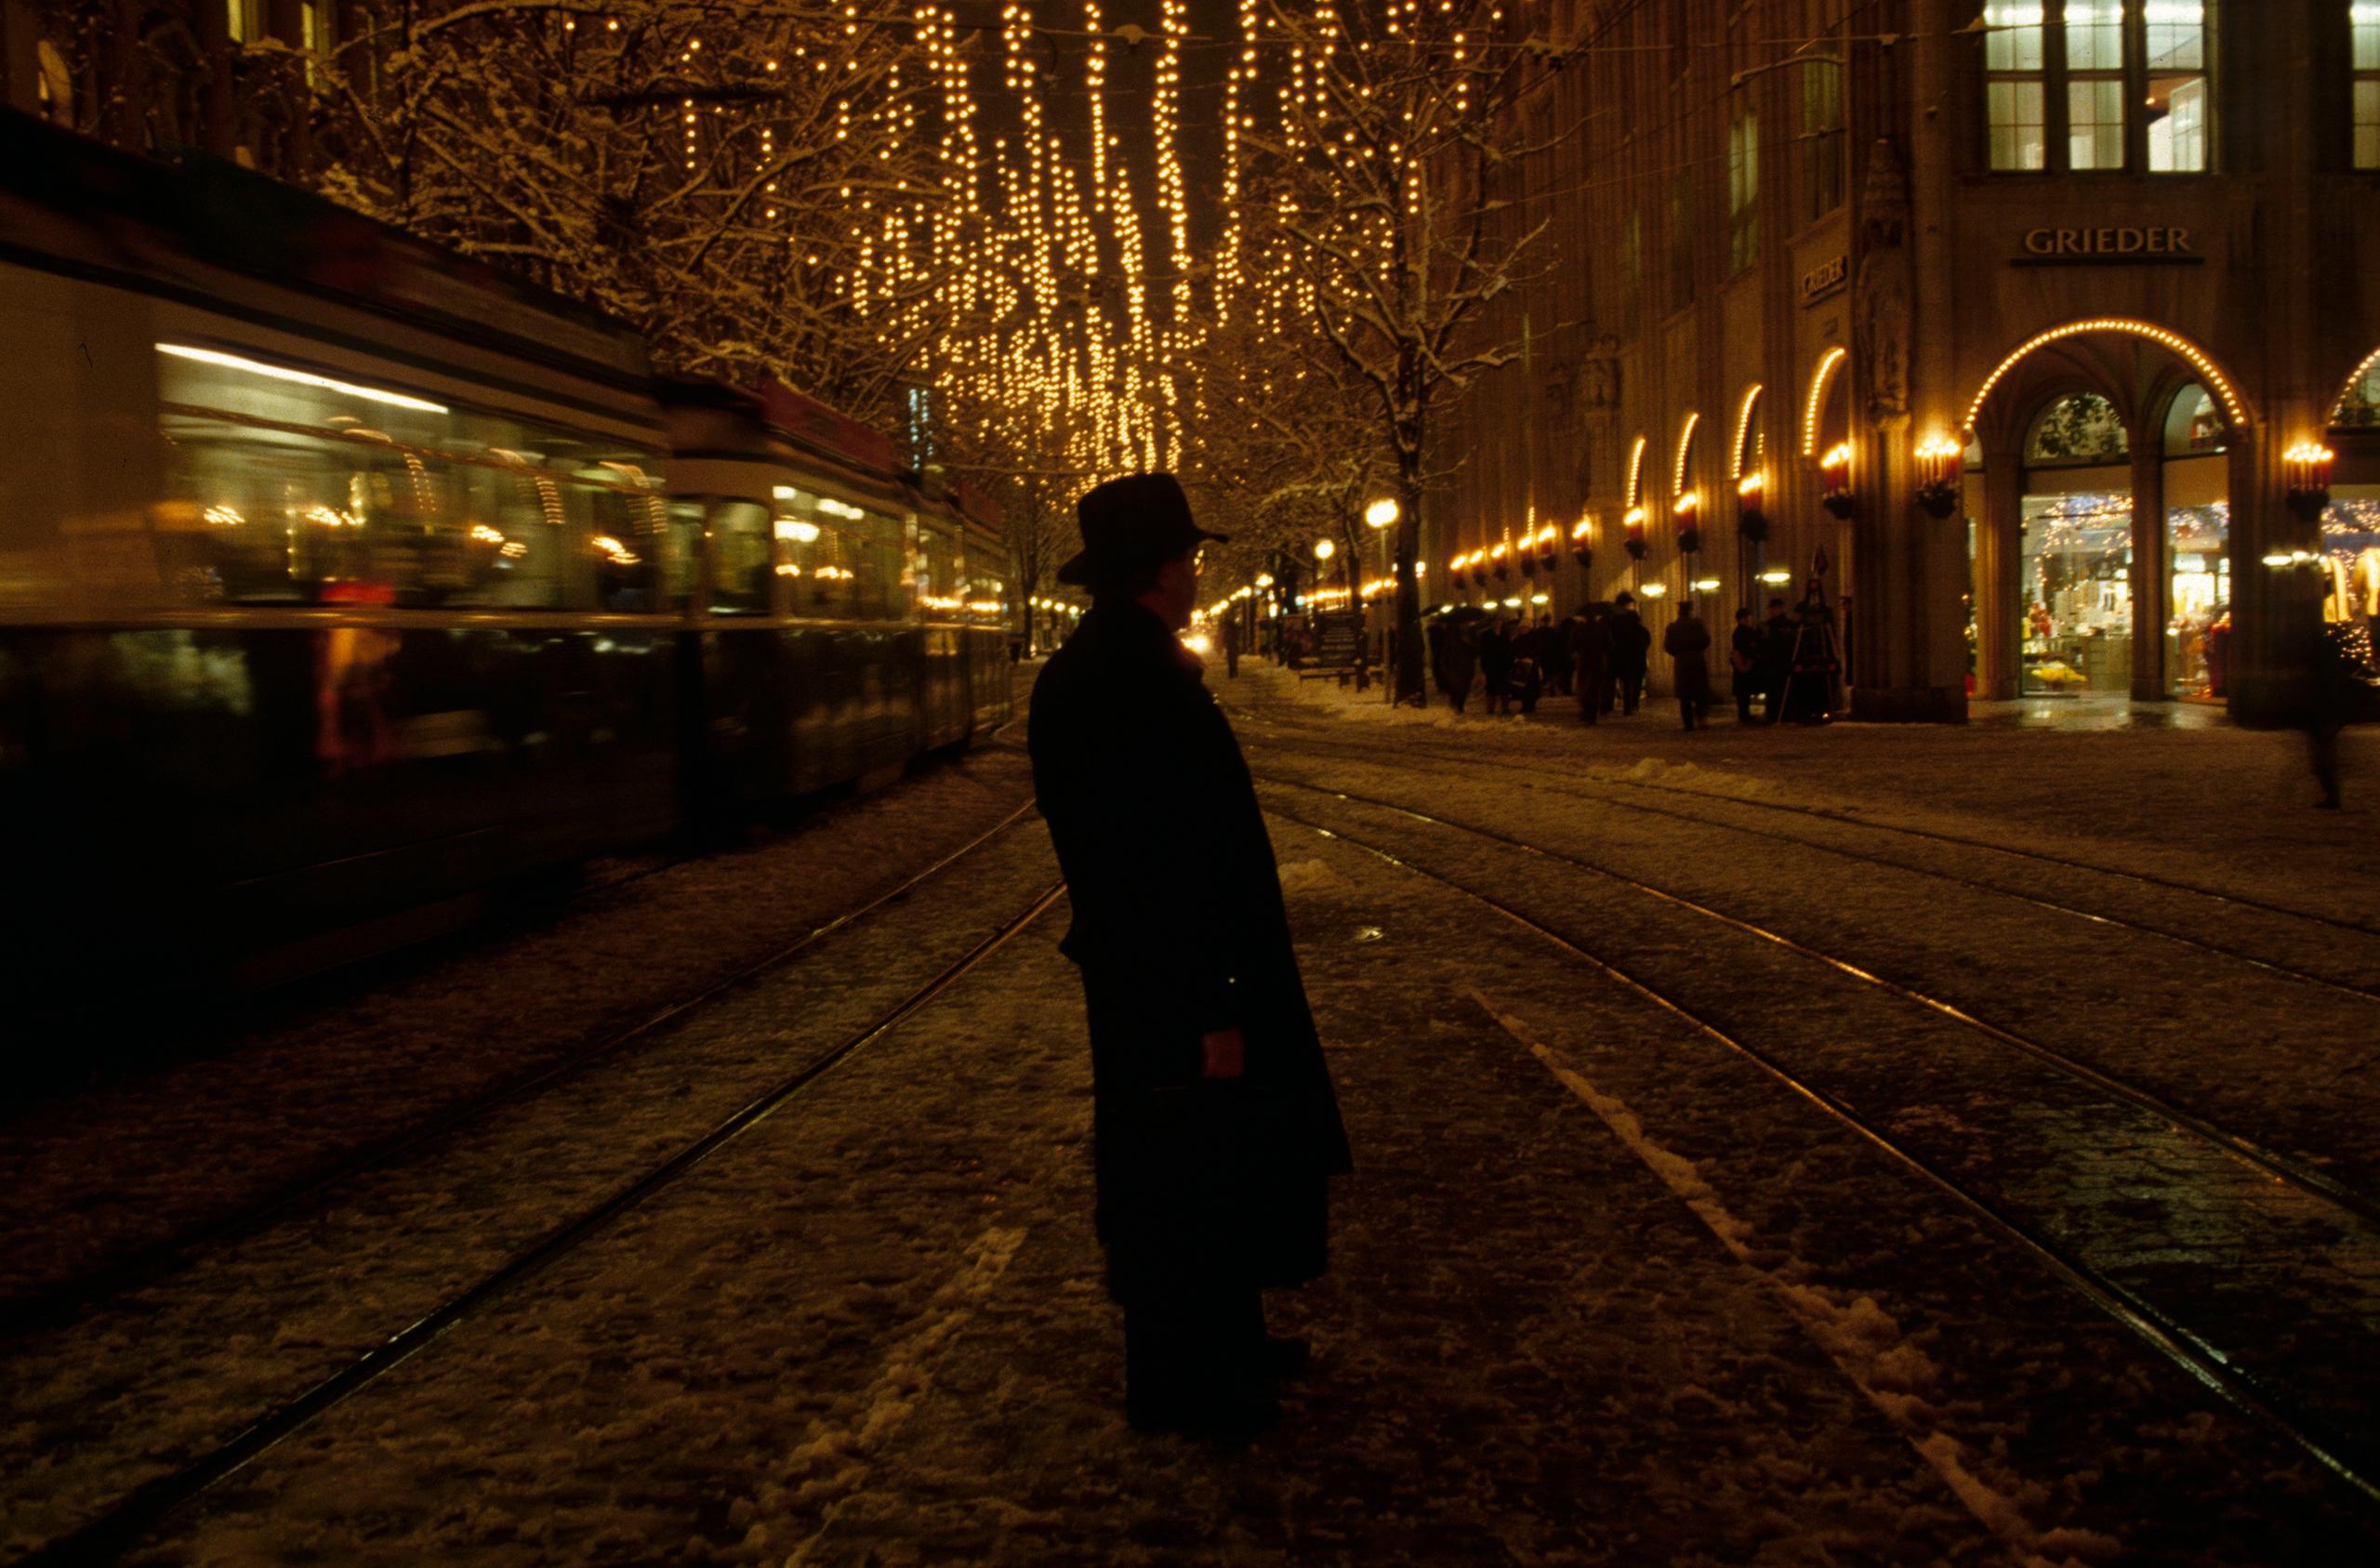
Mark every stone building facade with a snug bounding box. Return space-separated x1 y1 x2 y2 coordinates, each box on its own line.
1435 0 2380 721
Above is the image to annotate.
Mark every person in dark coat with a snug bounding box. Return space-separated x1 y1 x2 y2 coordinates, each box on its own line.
1542 613 1576 697
1478 618 1515 715
2287 613 2368 808
1222 613 1241 679
1028 473 1354 1440
1442 615 1479 712
1566 611 1611 724
1662 602 1714 730
1729 608 1763 723
1609 593 1652 716
1514 616 1550 715
1757 597 1795 723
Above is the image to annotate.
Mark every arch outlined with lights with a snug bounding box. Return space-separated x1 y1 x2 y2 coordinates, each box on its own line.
1961 319 2249 437
1624 434 1649 507
1673 411 1701 495
2330 344 2380 426
1731 384 1765 479
1801 348 1848 458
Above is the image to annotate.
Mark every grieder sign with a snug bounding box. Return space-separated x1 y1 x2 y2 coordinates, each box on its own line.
2021 226 2198 260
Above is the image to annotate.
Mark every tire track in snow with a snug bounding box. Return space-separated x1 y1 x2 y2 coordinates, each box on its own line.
721 1224 1028 1566
1471 990 2122 1568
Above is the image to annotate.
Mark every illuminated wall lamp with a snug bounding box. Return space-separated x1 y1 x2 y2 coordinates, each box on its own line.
1914 436 1964 519
1673 492 1702 554
1571 516 1595 571
1490 539 1512 581
2284 441 2335 522
1622 505 1648 560
1691 576 1723 593
1818 442 1856 519
1736 473 1768 543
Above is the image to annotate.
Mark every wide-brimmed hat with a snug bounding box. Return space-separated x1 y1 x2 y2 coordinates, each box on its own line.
1055 472 1229 587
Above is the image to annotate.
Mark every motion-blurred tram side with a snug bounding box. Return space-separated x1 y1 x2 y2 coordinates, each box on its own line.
0 112 1011 1033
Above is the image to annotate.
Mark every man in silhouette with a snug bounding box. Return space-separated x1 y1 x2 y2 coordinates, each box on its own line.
1029 473 1353 1440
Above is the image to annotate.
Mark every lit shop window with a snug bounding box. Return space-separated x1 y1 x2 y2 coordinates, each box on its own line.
2355 3 2380 169
1986 2 2048 171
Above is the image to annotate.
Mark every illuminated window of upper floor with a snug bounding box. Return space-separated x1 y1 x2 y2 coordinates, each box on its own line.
1985 2 2211 174
2355 3 2380 169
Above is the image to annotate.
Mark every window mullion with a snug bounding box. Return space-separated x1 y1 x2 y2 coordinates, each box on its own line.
2046 15 2071 172
2125 7 2149 174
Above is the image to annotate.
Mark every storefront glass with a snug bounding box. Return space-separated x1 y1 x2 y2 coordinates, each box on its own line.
2164 386 2228 697
2019 394 2131 694
2020 493 2133 692
2323 486 2380 674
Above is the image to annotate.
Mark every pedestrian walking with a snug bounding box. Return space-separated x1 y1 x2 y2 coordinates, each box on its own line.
1609 593 1651 716
2287 613 2369 808
1663 602 1714 731
1566 610 1610 725
1757 597 1794 723
1514 633 1544 716
1540 613 1575 696
1440 614 1479 713
1029 473 1353 1441
1479 617 1515 715
1729 608 1762 723
1223 614 1241 679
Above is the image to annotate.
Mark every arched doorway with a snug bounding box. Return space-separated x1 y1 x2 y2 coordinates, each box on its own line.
1963 321 2249 702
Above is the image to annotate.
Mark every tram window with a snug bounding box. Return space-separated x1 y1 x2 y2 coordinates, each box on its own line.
706 501 774 614
152 345 663 612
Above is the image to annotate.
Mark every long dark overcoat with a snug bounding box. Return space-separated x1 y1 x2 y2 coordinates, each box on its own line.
1029 602 1353 1305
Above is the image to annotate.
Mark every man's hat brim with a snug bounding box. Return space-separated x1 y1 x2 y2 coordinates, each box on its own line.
1054 525 1229 586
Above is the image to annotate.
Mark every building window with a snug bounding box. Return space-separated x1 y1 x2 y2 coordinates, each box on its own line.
1984 1 2211 173
2066 0 2124 169
1727 111 1759 275
2354 2 2380 168
1987 2 2048 170
1801 60 1845 220
2144 2 2209 171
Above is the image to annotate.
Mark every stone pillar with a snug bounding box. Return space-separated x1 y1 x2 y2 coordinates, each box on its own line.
1977 450 2025 699
2129 439 2169 700
1846 12 1966 722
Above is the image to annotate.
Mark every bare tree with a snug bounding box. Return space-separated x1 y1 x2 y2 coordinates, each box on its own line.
1234 1 1564 701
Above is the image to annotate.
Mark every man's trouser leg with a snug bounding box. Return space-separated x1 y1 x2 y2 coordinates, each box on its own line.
1126 1284 1263 1421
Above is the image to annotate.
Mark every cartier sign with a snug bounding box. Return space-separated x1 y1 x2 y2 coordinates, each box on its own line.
2016 226 2203 265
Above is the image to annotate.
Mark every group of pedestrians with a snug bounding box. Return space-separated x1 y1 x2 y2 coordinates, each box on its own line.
1429 594 1824 730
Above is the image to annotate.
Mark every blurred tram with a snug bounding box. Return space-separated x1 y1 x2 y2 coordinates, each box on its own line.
0 112 1012 1019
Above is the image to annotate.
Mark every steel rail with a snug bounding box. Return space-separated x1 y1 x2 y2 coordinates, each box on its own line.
1258 800 2380 1510
1254 771 2380 1232
13 878 1067 1567
1 799 1044 1342
1233 713 2380 1002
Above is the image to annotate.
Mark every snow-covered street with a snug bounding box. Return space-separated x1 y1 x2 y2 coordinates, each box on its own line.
7 666 2379 1564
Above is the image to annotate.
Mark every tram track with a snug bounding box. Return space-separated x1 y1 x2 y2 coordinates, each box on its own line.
1254 787 2380 1507
1254 771 2380 1232
9 875 1067 1566
0 799 1043 1343
1233 709 2380 1002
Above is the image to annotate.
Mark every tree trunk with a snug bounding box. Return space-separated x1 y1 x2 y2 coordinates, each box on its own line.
1395 469 1427 704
